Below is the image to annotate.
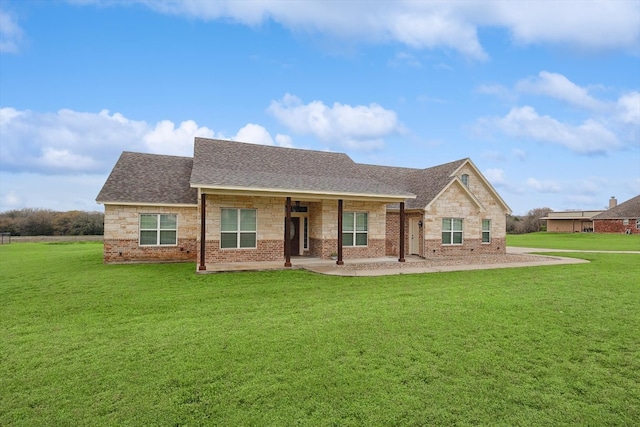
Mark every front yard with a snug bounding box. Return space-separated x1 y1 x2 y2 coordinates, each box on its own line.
1 240 638 425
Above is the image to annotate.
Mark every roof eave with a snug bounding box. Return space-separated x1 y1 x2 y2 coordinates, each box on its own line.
97 201 198 208
192 184 416 203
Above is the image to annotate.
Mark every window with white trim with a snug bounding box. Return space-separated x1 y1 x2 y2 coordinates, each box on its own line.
343 212 368 246
461 174 469 187
636 219 640 228
482 219 491 243
221 208 257 249
140 214 177 246
442 218 463 245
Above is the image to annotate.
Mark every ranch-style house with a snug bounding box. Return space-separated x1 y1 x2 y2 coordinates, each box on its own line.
96 137 511 270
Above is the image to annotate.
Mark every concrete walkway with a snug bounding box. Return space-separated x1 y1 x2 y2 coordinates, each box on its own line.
196 246 635 276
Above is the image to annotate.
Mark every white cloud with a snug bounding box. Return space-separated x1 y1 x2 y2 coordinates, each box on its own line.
0 9 24 53
143 119 214 155
516 71 606 111
267 93 401 150
616 91 640 125
0 107 282 174
129 1 640 59
484 168 507 185
477 106 621 155
527 178 561 193
492 1 640 53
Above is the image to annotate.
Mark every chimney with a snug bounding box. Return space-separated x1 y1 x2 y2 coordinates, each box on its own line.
609 196 617 209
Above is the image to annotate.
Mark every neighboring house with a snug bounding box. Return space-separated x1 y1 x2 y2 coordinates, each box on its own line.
592 195 640 234
96 137 511 270
542 209 605 233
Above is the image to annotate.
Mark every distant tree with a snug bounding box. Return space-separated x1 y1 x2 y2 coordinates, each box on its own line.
20 209 55 236
507 208 552 234
0 208 104 236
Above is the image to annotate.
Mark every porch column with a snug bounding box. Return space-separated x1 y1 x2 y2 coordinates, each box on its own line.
199 193 207 271
284 197 292 267
337 199 344 265
399 201 405 262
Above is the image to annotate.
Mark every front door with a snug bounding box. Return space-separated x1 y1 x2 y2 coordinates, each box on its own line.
409 217 420 255
284 217 300 256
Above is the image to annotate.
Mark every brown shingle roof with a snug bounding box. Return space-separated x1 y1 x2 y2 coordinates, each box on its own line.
592 195 640 219
96 152 198 205
189 137 414 198
357 158 468 209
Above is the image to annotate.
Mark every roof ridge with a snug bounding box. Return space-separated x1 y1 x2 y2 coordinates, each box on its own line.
194 137 353 159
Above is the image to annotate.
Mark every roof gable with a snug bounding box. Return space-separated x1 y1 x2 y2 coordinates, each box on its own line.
593 195 640 219
425 177 486 212
190 138 414 199
96 152 197 205
450 158 512 214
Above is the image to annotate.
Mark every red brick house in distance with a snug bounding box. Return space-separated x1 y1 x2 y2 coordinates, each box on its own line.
592 195 640 234
96 137 511 271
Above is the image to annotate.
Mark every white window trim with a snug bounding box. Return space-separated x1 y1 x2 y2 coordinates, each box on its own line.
442 218 463 245
220 208 257 249
482 219 491 244
343 211 368 247
139 213 178 246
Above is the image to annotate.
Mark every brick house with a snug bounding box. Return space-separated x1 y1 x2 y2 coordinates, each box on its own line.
592 195 640 234
96 137 511 270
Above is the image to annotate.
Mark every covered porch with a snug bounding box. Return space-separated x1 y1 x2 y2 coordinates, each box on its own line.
196 192 412 271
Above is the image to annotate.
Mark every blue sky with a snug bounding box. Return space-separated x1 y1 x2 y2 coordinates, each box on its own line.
1 1 639 215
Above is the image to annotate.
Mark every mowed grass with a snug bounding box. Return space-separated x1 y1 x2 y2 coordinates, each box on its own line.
1 241 639 426
507 231 640 251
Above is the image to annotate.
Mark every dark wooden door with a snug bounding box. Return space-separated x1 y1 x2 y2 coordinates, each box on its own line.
284 217 300 256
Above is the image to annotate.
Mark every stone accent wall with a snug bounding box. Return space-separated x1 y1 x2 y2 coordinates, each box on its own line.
594 219 638 234
416 164 508 258
103 204 198 263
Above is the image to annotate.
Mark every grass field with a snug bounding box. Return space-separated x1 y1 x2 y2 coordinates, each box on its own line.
1 239 639 425
507 231 640 251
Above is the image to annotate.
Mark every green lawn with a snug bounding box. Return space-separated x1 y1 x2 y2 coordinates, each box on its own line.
507 231 640 251
1 241 639 426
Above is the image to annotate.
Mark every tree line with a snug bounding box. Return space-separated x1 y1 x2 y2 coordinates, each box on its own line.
0 208 104 236
507 207 552 234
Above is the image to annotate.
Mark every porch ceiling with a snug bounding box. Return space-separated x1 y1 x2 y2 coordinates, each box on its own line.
194 185 415 203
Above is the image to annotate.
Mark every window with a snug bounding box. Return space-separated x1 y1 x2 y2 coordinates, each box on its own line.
140 214 177 246
442 218 463 244
343 212 368 246
221 208 257 249
482 219 491 243
636 219 640 228
461 174 469 187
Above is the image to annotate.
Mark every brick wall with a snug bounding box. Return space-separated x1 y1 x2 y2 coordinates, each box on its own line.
103 204 198 263
424 237 506 257
385 211 422 257
594 219 638 233
199 196 389 263
104 238 197 263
